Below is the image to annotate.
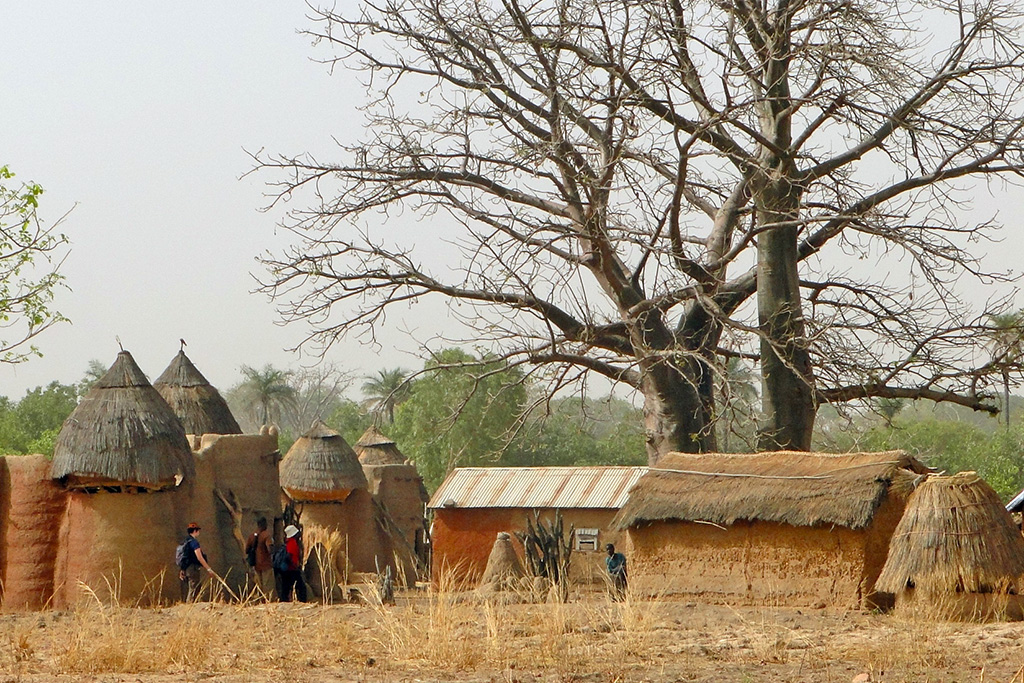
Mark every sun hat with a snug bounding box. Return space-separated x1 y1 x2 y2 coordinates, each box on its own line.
187 522 201 532
284 524 300 539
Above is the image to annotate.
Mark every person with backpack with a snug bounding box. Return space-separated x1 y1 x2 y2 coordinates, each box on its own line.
178 522 215 602
278 524 307 602
245 517 275 600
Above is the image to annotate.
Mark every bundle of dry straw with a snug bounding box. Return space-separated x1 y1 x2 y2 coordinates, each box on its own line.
876 472 1024 596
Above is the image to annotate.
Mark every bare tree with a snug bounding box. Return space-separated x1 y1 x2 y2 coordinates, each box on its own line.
284 363 356 435
256 0 1024 463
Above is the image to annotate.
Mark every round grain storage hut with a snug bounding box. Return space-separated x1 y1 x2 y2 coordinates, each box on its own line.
50 350 193 606
355 426 429 571
281 421 368 503
153 350 241 437
280 421 378 590
356 426 407 466
875 472 1024 621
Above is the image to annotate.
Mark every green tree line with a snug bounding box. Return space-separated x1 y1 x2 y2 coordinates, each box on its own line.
6 351 1024 500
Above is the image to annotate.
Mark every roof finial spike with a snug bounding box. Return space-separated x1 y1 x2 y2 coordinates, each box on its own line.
180 338 187 351
116 335 124 353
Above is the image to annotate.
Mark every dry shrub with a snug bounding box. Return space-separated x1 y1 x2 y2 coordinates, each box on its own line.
838 608 972 675
304 525 347 603
365 567 484 670
57 587 217 674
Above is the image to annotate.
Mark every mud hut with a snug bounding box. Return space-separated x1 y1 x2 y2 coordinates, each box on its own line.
875 472 1024 621
614 451 929 609
355 426 407 466
153 350 241 436
49 350 192 606
280 421 410 588
355 426 429 568
429 466 647 586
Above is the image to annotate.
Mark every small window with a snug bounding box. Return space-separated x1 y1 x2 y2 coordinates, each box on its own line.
575 528 600 552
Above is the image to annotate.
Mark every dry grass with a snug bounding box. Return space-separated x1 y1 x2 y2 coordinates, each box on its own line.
3 574 1024 682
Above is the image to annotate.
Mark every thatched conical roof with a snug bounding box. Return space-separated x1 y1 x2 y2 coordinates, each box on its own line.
153 350 241 435
355 425 407 465
51 350 194 490
613 450 929 531
876 472 1024 595
280 420 368 501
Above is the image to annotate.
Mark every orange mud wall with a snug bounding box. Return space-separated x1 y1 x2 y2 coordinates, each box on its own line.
300 489 415 586
0 455 68 610
431 507 626 586
627 495 906 608
0 434 282 610
54 489 185 607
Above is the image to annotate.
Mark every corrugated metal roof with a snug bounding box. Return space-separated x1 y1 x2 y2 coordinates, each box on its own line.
428 466 648 510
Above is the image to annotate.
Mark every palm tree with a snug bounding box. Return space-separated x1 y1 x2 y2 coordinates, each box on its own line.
237 365 298 427
361 367 411 424
988 312 1024 429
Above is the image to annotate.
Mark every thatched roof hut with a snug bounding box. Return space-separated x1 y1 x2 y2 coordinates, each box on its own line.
876 472 1024 596
280 420 368 502
614 450 929 531
51 350 194 491
355 426 407 465
153 350 241 436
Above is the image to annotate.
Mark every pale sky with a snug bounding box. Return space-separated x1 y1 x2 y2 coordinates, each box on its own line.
0 2 437 399
2 2 1022 402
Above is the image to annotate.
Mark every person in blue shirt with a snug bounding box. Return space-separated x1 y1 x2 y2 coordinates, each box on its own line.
179 522 215 601
605 543 627 601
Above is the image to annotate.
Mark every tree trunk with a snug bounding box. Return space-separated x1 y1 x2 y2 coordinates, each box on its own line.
641 355 716 465
1004 368 1011 429
756 190 816 451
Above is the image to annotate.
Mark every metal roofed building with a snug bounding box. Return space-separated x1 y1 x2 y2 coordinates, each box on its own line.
428 466 647 586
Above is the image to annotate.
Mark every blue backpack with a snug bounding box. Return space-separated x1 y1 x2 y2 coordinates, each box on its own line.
272 544 292 572
175 538 193 570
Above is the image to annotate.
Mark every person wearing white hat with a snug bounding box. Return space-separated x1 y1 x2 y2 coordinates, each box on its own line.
279 524 307 602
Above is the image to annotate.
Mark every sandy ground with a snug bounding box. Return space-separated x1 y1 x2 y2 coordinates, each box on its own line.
1 592 1024 683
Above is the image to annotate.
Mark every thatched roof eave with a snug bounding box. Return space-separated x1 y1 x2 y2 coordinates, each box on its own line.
613 450 929 532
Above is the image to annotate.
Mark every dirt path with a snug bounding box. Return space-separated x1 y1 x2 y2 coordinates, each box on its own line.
1 596 1023 682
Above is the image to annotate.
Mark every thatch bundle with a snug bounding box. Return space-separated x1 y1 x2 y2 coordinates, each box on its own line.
355 426 406 465
876 472 1024 596
51 351 194 490
478 532 525 592
280 421 368 502
614 451 928 531
153 350 241 436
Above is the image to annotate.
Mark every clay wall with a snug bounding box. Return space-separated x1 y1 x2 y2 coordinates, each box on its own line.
431 507 625 586
628 518 884 608
363 464 426 549
194 433 281 590
53 488 185 607
301 489 415 588
0 455 68 610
